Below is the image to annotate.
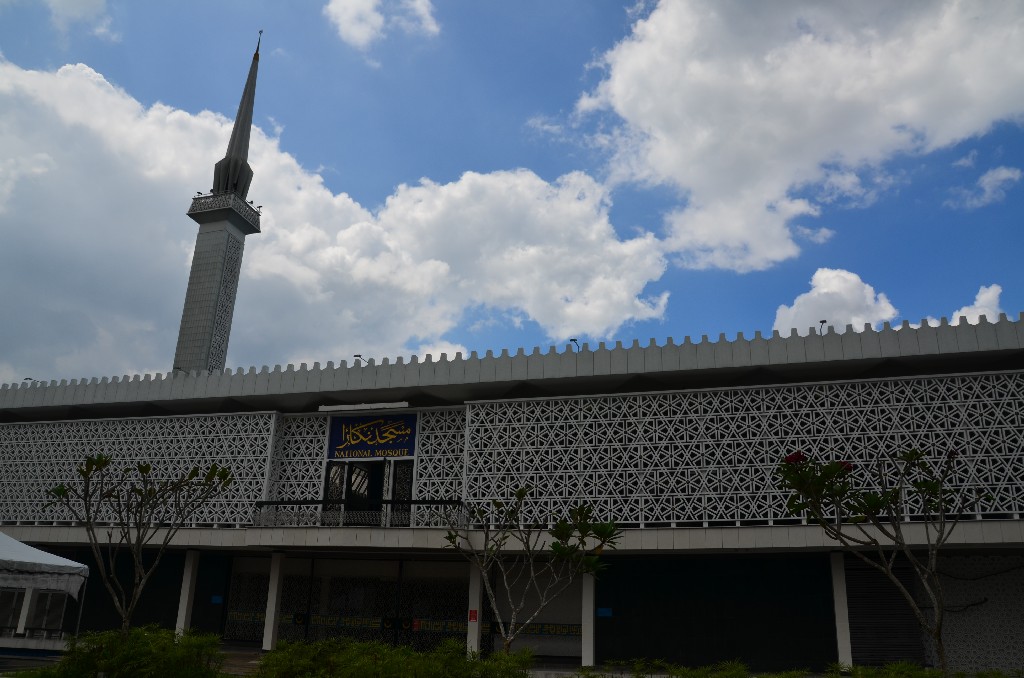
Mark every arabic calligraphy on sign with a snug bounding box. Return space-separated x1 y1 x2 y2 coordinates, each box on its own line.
327 414 417 459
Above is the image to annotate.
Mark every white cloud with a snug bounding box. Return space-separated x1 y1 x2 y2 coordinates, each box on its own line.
580 1 1024 271
90 15 121 43
42 0 117 40
526 115 565 139
950 284 1003 324
408 340 468 363
323 0 385 51
816 169 892 208
0 60 666 382
397 0 439 37
0 362 20 386
322 0 439 51
945 166 1022 209
360 170 669 340
793 225 834 245
774 268 897 335
952 149 977 168
0 153 54 212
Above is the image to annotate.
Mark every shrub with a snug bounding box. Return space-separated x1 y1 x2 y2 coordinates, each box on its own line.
255 637 532 678
20 626 223 678
574 663 1017 678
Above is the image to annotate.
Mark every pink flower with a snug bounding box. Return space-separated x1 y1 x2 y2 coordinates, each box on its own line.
838 461 854 473
784 452 807 465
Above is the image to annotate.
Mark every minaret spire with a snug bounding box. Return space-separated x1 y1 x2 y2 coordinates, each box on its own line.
173 36 264 375
212 30 261 199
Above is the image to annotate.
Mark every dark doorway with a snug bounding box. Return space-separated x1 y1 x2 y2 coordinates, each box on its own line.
344 461 385 526
595 554 837 670
322 462 345 526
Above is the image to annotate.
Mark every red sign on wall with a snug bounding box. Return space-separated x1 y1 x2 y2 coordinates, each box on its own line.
468 609 478 622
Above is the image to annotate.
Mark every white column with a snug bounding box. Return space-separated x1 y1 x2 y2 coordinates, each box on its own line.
175 549 200 635
262 552 285 651
466 565 483 654
15 588 36 635
831 551 853 666
581 574 596 667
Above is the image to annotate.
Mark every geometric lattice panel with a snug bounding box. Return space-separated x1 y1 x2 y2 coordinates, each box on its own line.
267 415 328 503
207 234 243 373
0 412 275 526
412 408 466 527
224 571 270 642
4 371 1022 531
465 371 1024 526
920 553 1024 671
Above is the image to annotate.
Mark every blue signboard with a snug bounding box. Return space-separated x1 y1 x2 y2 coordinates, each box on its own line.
327 413 417 459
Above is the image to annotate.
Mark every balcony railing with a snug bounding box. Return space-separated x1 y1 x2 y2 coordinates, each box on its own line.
252 499 464 529
187 192 261 233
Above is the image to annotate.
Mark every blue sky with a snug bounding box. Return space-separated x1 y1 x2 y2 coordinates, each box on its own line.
1 0 1022 383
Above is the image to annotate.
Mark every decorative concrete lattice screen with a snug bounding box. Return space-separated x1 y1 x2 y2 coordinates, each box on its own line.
465 371 1024 526
261 409 467 527
267 415 328 503
413 408 468 526
923 554 1024 671
0 413 276 526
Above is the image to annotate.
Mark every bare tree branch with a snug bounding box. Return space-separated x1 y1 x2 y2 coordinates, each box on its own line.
445 487 621 653
47 454 232 632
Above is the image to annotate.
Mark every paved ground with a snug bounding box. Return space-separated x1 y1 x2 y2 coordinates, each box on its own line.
220 644 263 676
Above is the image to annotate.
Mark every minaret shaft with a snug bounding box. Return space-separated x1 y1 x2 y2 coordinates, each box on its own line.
173 41 261 374
173 223 246 373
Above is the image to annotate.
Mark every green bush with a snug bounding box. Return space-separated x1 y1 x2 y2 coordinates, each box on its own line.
837 663 943 678
20 626 223 678
571 660 1020 678
255 637 532 678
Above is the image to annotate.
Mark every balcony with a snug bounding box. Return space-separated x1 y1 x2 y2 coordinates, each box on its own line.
187 192 261 234
252 499 464 529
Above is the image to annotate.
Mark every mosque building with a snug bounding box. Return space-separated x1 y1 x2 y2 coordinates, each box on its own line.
1 42 1023 671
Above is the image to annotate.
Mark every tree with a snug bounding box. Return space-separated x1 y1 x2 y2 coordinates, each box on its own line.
444 486 622 653
47 453 233 632
776 448 986 673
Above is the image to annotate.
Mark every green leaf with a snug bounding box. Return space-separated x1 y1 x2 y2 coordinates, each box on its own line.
591 522 620 543
549 520 574 542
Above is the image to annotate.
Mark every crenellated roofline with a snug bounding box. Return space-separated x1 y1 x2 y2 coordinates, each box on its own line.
4 313 1024 420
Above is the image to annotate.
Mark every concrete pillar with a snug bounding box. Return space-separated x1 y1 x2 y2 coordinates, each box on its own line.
581 574 596 666
262 552 285 651
466 565 483 654
176 549 200 635
15 588 36 635
831 551 853 666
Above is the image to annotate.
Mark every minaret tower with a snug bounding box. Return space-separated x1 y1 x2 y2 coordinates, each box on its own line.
173 35 262 374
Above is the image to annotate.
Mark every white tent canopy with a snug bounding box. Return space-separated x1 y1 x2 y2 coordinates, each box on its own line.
0 531 88 599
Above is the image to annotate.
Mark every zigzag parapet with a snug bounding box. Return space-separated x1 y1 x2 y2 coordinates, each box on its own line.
2 314 1023 412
